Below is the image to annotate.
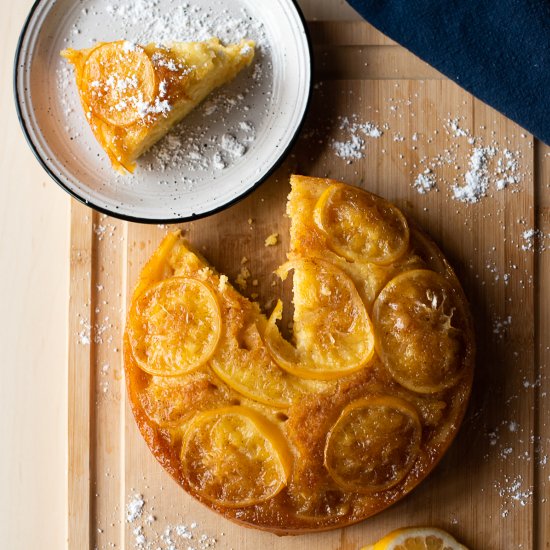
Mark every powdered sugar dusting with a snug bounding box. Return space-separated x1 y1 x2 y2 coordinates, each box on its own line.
495 149 521 190
221 133 246 158
493 315 512 338
452 146 496 203
494 475 534 518
331 116 383 162
56 0 275 206
100 1 268 48
332 133 365 161
124 493 220 549
413 169 437 194
126 494 144 522
78 317 91 345
446 117 470 138
522 229 539 251
325 102 528 206
520 228 549 252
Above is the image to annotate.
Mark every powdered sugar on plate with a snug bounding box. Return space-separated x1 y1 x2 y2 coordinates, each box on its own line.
32 0 316 222
58 0 271 183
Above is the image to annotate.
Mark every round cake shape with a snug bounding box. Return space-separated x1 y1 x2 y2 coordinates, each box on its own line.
123 175 475 533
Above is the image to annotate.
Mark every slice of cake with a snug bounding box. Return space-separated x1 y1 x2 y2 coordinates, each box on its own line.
61 38 254 173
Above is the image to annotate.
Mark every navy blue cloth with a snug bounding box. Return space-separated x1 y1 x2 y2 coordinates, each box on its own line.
346 0 550 145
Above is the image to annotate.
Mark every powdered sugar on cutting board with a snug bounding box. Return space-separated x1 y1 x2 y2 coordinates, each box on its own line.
452 146 496 202
124 493 219 550
326 101 529 204
413 170 437 194
127 494 145 522
331 116 383 162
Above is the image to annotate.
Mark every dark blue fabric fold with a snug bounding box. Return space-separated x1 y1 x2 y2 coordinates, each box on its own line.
346 0 550 145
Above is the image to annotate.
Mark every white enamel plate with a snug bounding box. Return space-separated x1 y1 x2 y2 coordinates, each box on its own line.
15 0 311 222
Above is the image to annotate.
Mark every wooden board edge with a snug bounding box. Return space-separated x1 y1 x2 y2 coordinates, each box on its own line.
68 200 94 550
535 139 550 548
307 20 397 46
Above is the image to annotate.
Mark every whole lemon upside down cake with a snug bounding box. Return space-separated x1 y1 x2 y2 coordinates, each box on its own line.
124 175 475 533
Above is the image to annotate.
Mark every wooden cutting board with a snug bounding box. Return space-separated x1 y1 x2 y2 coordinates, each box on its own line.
68 20 550 550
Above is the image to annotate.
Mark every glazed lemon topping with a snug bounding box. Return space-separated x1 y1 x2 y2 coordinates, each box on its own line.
180 406 291 507
123 175 475 532
210 322 302 409
82 42 158 127
127 277 221 376
373 269 468 393
265 259 375 380
324 396 422 493
314 183 410 265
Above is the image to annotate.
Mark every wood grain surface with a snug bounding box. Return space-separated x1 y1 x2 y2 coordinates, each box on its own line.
1 2 70 549
68 19 550 550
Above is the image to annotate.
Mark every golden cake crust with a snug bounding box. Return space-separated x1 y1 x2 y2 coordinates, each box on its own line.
62 38 254 173
123 176 475 533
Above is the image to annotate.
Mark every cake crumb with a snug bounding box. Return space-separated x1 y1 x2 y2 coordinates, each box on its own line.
235 266 251 290
264 233 278 246
218 274 228 292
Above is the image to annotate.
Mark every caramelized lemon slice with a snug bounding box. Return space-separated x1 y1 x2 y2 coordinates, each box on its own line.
82 41 156 127
373 269 469 393
366 526 469 550
265 259 375 380
128 277 221 376
314 184 409 265
210 323 301 408
143 371 227 428
133 231 181 297
180 406 291 507
324 396 421 493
